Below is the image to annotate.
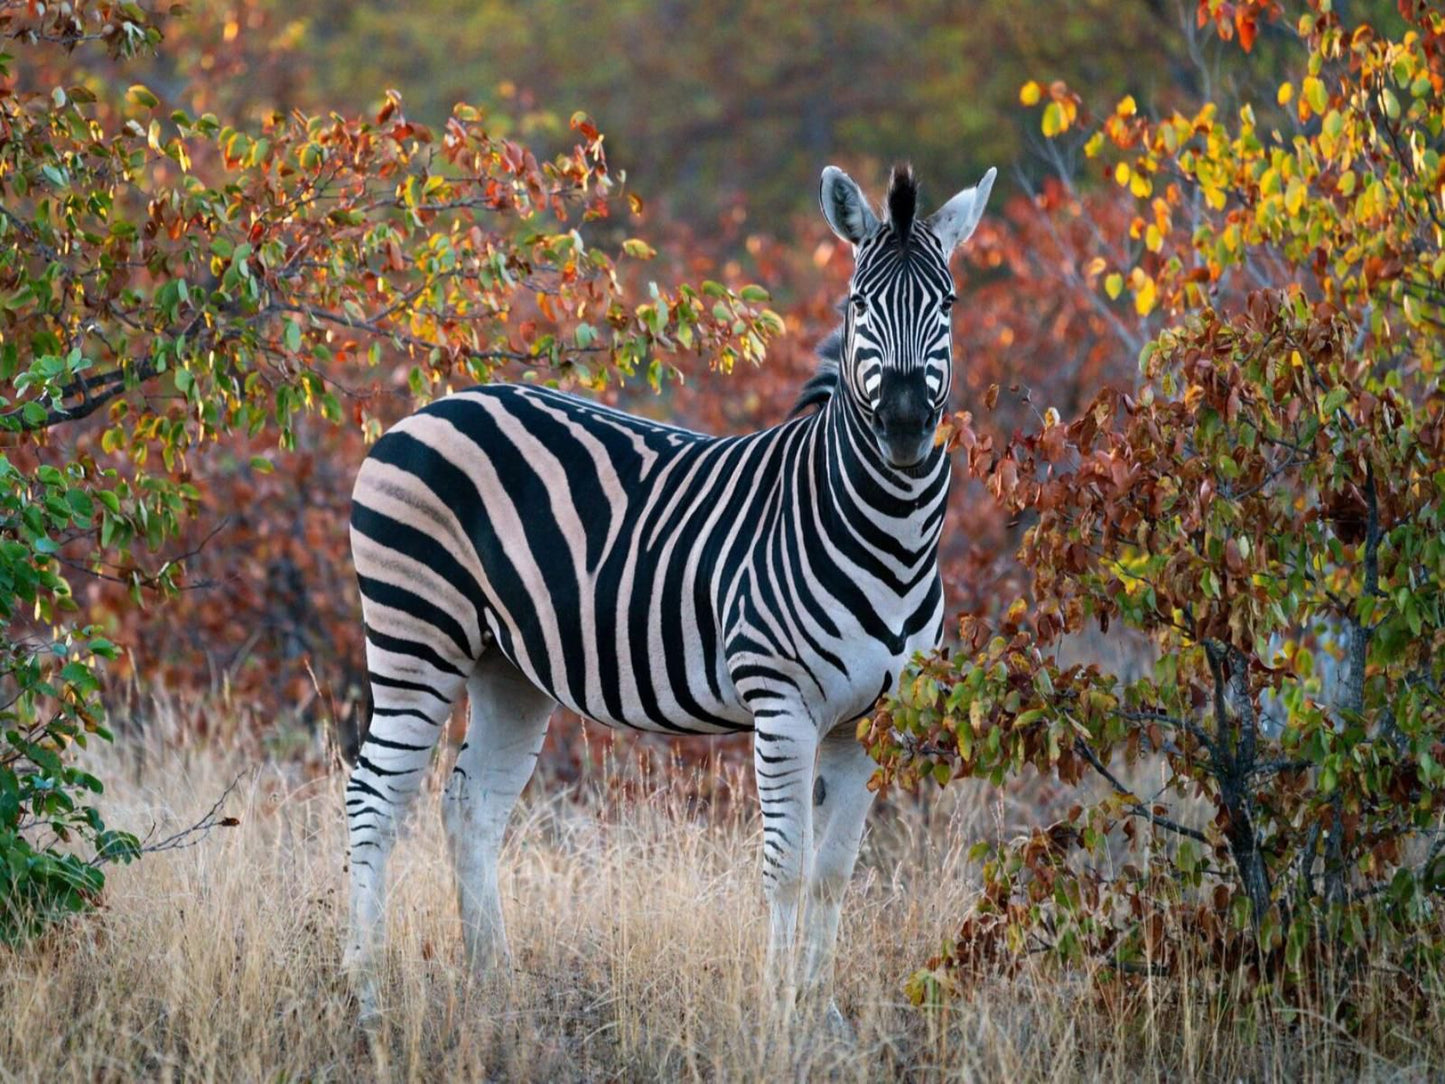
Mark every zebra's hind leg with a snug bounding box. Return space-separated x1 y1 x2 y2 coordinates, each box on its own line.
801 724 879 1033
442 653 554 985
344 657 469 1024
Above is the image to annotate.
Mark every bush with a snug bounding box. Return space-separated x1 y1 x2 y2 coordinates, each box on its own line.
868 0 1445 1019
0 1 778 938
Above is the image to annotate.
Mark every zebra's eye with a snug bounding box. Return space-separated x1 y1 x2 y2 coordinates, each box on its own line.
851 295 867 316
942 295 956 315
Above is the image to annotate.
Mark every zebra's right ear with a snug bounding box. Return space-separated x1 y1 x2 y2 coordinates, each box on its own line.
819 166 879 246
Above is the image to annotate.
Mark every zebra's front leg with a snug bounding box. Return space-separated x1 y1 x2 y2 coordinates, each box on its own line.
751 707 820 995
801 725 879 1026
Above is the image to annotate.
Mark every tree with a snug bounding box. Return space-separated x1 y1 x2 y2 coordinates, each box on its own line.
869 0 1445 1023
0 0 780 938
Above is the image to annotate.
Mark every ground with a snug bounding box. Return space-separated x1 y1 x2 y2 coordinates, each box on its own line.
1 724 1439 1082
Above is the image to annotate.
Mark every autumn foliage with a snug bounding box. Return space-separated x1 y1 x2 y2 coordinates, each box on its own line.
0 0 782 934
870 0 1445 1020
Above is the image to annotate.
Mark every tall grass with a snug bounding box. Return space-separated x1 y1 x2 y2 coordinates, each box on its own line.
1 728 1439 1082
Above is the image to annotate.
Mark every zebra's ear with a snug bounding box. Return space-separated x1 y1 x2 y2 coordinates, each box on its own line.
819 166 880 246
925 167 998 250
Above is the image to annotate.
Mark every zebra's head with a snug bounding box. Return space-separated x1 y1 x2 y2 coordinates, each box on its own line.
819 163 997 469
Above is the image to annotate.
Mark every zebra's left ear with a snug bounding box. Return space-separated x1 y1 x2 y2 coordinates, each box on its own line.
925 167 998 251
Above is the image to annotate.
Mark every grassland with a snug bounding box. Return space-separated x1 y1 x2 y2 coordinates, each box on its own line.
1 722 1441 1082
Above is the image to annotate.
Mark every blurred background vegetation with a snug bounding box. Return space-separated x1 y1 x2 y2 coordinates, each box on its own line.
106 0 1395 232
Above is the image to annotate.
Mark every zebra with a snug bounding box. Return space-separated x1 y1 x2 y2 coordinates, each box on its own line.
343 161 997 1026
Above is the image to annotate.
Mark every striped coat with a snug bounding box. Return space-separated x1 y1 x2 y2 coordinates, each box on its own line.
350 377 948 739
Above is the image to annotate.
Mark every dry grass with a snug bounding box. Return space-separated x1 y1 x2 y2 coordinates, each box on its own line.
1 728 1441 1083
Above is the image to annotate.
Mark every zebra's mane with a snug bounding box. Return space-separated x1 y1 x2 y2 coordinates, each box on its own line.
787 324 843 418
886 162 917 241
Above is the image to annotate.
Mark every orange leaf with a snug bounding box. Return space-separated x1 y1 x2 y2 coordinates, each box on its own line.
1236 11 1258 52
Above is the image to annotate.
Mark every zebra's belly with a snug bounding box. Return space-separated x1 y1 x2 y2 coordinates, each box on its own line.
477 568 946 737
483 615 755 736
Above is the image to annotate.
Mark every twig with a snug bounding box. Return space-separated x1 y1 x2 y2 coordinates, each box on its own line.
131 771 246 858
1073 738 1210 843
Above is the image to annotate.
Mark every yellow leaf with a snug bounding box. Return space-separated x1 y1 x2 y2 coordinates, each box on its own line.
1020 81 1043 106
1084 131 1104 158
126 84 159 110
1145 224 1163 252
1116 94 1137 117
1277 82 1294 106
1285 178 1306 215
1086 256 1107 277
1104 273 1124 300
1133 274 1157 317
1041 101 1067 138
1130 170 1153 198
1115 162 1131 187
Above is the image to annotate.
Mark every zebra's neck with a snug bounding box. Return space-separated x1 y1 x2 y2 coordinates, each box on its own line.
805 388 950 581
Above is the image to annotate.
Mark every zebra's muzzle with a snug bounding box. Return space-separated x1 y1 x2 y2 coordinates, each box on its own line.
875 405 940 469
876 425 937 469
874 370 939 469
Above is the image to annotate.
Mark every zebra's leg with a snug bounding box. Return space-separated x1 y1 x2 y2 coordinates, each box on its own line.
344 652 469 1023
442 653 554 983
800 724 878 1024
751 703 820 996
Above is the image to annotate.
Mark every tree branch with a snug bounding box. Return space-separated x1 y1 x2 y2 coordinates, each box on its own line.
1073 738 1211 843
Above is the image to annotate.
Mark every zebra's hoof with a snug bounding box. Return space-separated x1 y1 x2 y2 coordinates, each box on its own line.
822 1001 856 1044
344 969 383 1031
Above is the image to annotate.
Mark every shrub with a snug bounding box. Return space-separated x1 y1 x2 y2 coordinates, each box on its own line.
869 0 1445 1020
0 1 778 937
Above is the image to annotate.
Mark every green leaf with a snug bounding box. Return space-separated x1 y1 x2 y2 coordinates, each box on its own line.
126 84 160 110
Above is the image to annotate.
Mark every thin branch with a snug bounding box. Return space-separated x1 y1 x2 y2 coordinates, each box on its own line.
1073 738 1210 843
126 771 246 860
1012 165 1145 358
1116 707 1219 760
51 516 233 591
